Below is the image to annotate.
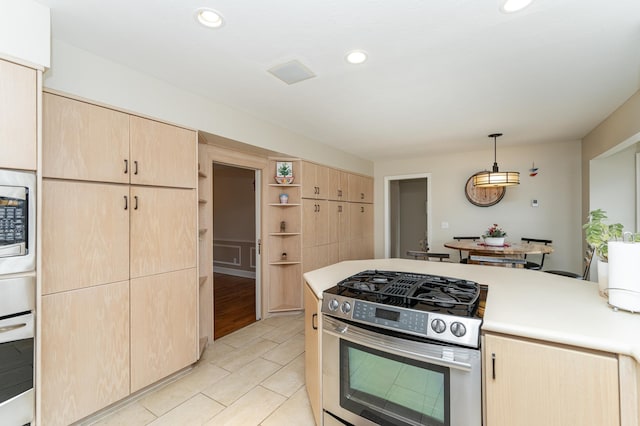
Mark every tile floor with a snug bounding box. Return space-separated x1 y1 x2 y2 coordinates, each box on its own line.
87 313 315 426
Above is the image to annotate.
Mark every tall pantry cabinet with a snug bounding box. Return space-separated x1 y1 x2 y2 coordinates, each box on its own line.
40 92 198 426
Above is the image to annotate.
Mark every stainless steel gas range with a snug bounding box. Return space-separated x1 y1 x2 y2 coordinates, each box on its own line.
321 270 487 426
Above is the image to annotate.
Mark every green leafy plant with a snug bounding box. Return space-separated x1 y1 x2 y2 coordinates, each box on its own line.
484 223 507 238
277 162 292 177
583 209 623 261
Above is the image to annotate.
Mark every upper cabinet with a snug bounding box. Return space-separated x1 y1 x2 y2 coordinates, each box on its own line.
43 92 197 189
129 116 197 188
348 174 373 203
327 168 349 201
301 161 329 199
43 93 130 183
0 59 37 171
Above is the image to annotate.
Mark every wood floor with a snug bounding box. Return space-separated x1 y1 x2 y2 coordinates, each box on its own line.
213 272 257 339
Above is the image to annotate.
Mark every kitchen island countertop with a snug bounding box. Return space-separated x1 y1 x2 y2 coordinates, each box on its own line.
303 258 640 362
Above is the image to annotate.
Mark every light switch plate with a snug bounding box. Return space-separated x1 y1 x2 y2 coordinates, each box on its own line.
531 199 539 207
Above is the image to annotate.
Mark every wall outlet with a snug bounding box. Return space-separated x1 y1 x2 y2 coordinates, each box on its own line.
531 199 539 207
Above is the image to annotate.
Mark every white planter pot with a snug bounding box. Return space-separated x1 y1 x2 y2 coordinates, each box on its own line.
597 259 608 298
484 237 505 246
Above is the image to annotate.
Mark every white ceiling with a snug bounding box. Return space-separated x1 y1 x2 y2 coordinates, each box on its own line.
36 0 640 160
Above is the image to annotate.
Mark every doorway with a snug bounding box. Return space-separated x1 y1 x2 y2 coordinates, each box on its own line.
384 173 431 258
212 163 261 339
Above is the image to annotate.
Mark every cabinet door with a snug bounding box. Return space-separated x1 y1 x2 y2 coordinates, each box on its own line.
302 199 329 248
484 333 620 426
301 161 318 199
129 116 197 188
0 59 36 171
42 180 129 294
43 93 130 182
348 174 374 203
328 201 347 245
348 203 373 260
304 283 322 426
130 186 197 278
315 164 329 199
130 268 198 392
41 282 130 426
327 168 349 201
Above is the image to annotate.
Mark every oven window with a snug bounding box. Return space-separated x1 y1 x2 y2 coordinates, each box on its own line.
340 340 449 426
0 337 34 402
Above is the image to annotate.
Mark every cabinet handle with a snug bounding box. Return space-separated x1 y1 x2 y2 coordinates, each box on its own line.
134 160 139 175
361 206 364 213
312 313 318 330
134 195 139 210
124 195 128 210
338 205 342 213
0 323 27 334
317 203 320 212
361 192 365 200
124 159 128 174
492 353 496 380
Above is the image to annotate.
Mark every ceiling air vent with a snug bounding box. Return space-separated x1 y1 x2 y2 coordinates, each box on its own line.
268 60 316 85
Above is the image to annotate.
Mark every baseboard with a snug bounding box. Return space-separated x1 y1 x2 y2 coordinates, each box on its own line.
213 266 256 279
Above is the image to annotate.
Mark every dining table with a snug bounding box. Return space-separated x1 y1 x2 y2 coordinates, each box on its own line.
444 239 554 258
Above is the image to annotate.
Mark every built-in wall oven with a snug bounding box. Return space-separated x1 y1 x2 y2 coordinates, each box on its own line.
0 169 36 425
321 270 486 426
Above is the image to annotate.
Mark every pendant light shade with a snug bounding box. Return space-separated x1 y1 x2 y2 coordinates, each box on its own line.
473 133 520 187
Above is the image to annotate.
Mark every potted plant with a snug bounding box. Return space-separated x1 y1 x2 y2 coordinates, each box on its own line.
275 161 294 184
483 223 507 246
583 208 623 295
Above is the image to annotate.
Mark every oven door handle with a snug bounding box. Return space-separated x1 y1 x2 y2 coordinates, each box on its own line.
324 317 474 372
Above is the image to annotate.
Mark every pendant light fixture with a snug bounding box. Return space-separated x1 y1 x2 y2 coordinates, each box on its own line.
473 133 520 187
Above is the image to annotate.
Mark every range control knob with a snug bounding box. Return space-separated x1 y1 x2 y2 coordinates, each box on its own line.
450 322 467 337
431 319 446 334
328 299 340 311
341 301 352 314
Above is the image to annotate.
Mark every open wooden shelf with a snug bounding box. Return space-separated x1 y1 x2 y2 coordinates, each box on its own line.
198 198 207 204
268 203 301 207
269 260 301 265
198 171 207 178
268 183 301 187
199 276 207 286
269 232 301 236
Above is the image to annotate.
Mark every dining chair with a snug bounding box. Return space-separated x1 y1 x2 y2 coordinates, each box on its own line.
468 252 526 268
406 250 450 262
545 246 594 280
453 236 481 264
520 237 553 270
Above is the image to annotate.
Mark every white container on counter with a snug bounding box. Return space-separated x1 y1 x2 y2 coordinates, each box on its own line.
608 240 640 313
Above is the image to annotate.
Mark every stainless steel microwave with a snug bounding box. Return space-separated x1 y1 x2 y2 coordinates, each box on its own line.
0 169 35 275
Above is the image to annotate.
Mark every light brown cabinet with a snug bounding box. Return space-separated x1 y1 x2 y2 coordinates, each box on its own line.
301 161 329 199
348 202 374 260
41 281 130 426
327 168 349 201
0 59 37 171
131 268 198 392
484 333 620 426
304 283 322 426
41 180 129 295
348 174 373 203
43 92 130 182
129 186 197 278
41 93 198 424
43 92 196 188
302 199 329 248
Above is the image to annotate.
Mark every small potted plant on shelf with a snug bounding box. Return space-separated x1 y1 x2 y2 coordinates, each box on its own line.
483 223 507 246
275 161 294 184
583 208 623 295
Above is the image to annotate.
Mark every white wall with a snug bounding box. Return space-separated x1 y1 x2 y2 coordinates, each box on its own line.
590 142 637 232
375 140 583 272
43 39 372 175
0 0 50 68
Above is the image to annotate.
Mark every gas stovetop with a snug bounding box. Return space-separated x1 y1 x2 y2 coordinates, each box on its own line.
322 270 487 348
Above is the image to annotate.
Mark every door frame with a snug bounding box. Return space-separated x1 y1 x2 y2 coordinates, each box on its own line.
383 173 432 258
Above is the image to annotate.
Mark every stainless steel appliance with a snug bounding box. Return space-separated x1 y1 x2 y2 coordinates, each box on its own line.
0 275 35 425
0 169 35 275
322 270 486 426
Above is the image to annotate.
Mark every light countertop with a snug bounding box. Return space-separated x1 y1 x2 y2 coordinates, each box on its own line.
303 258 640 362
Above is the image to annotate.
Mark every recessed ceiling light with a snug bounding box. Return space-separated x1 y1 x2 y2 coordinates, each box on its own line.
345 50 368 65
195 8 224 28
500 0 534 13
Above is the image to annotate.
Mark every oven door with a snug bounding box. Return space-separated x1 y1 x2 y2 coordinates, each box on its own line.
322 315 481 426
0 311 34 425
